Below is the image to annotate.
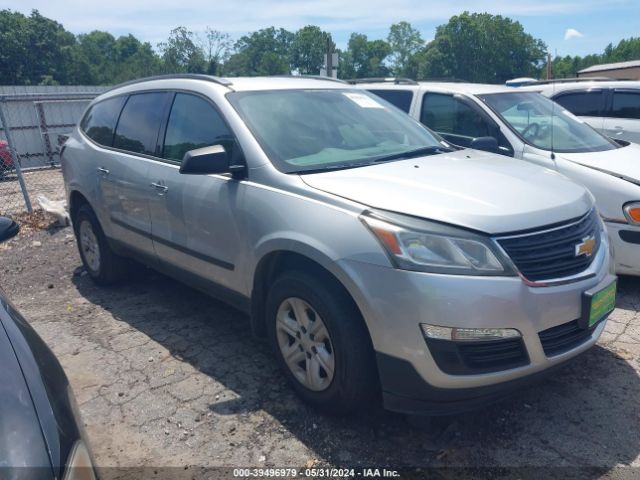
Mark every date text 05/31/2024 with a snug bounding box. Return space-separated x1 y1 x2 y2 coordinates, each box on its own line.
232 468 401 478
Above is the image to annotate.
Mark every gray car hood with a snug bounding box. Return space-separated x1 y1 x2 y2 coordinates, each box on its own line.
558 142 640 185
301 149 593 234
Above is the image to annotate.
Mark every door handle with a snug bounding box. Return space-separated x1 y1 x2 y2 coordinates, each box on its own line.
150 182 168 194
97 167 110 175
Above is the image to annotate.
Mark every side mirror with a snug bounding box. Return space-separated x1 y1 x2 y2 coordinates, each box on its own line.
0 217 19 243
470 136 499 153
180 145 230 175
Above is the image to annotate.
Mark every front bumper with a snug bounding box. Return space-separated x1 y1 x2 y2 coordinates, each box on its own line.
606 221 640 276
338 235 613 414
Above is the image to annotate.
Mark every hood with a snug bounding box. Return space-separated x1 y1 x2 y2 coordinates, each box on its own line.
0 296 52 474
558 143 640 185
301 149 593 234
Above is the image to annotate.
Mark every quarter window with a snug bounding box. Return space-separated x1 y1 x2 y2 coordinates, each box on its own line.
80 97 126 146
113 92 170 156
610 91 640 119
163 93 232 161
553 91 606 116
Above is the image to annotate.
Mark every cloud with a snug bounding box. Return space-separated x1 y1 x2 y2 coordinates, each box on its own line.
564 28 584 40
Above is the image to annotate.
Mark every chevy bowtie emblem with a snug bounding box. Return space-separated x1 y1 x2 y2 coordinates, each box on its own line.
575 236 596 257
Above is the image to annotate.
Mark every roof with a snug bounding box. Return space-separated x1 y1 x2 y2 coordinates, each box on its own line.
517 79 640 95
579 60 640 74
418 82 515 94
353 80 514 95
104 74 348 96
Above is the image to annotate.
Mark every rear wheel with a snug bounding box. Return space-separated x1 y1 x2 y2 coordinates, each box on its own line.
266 270 378 414
73 204 127 285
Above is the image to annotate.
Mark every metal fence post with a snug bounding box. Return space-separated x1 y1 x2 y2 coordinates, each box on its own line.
0 97 33 213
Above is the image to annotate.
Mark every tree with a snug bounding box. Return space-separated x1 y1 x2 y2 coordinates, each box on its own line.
71 31 118 84
0 9 75 85
338 33 391 79
200 28 232 75
419 12 547 83
290 25 331 75
223 27 293 76
387 21 423 76
158 26 206 74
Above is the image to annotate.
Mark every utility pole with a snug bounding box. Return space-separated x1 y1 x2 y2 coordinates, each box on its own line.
546 52 552 80
326 35 333 76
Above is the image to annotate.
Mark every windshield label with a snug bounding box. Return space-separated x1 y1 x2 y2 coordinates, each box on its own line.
343 92 385 109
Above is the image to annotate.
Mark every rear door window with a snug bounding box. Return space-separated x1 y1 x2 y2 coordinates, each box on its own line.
367 89 414 113
163 93 233 161
80 96 126 146
113 92 171 156
553 91 606 116
610 91 640 119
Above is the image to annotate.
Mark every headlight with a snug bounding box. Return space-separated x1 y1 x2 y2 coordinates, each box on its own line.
361 210 515 275
63 441 96 480
623 202 640 225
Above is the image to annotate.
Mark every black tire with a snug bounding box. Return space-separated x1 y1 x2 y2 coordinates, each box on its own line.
266 270 378 414
73 204 127 285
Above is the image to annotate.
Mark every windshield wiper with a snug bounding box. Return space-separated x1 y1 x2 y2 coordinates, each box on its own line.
295 162 373 175
372 145 453 163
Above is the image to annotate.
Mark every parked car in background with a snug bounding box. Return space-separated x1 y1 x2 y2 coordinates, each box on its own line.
0 139 14 178
63 74 616 415
0 217 96 479
519 80 640 144
359 79 640 276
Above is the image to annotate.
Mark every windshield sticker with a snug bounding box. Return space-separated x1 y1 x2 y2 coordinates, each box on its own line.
343 92 385 108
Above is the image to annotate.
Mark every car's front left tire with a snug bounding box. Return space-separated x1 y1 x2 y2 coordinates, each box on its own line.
265 269 378 415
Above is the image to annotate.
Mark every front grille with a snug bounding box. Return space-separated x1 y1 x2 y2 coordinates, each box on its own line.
497 210 600 282
538 319 596 356
426 338 529 375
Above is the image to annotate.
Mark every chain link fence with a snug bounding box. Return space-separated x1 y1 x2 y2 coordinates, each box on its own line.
0 86 108 217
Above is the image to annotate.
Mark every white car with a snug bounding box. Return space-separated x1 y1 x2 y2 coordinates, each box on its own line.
519 80 640 144
357 79 640 275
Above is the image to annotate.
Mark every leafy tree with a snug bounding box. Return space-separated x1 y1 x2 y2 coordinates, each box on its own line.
387 21 423 76
290 25 331 75
0 9 31 84
158 26 206 74
200 28 232 75
71 31 118 84
0 9 75 85
223 27 293 76
338 33 391 79
419 12 547 83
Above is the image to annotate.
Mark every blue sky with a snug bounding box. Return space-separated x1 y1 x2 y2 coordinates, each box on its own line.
6 0 640 58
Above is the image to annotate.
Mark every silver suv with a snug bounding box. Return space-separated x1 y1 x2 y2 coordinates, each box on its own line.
62 74 616 415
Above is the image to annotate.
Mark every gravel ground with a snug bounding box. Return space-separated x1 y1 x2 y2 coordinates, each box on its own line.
1 222 639 479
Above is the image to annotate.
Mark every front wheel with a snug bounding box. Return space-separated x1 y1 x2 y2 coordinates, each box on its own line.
266 270 378 414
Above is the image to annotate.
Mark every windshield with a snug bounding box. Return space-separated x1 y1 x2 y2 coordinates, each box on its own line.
479 92 618 153
227 89 448 173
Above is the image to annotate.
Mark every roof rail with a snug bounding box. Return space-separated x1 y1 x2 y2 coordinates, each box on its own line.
532 76 614 85
347 77 418 85
271 75 348 84
105 74 233 93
